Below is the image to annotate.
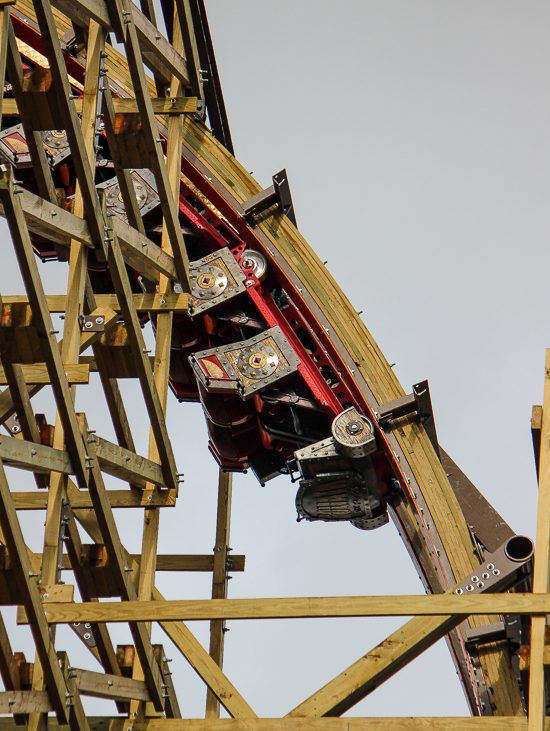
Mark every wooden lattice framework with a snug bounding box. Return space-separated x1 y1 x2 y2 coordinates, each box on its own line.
0 0 545 729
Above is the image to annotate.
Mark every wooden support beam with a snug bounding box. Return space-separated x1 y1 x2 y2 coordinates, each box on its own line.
0 457 70 723
206 470 233 718
6 21 57 209
72 668 150 702
0 717 538 731
157 608 257 719
287 613 465 718
61 491 254 719
94 436 166 487
0 167 89 487
0 190 177 282
78 414 166 712
54 553 245 571
0 435 166 487
105 228 178 491
528 351 550 731
31 0 106 252
0 691 52 714
11 489 176 510
119 8 191 291
1 294 188 313
0 364 89 386
35 593 550 625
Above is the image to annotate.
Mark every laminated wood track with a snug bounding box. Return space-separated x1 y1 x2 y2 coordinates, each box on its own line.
0 1 544 729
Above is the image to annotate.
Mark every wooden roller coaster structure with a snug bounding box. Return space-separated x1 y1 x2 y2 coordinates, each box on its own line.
0 0 545 728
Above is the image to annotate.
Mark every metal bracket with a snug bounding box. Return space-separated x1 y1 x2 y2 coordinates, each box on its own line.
242 169 297 228
80 314 105 333
3 413 20 436
70 621 96 648
464 621 507 650
376 379 439 457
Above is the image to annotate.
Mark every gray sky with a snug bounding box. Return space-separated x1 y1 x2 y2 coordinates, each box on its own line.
0 0 548 720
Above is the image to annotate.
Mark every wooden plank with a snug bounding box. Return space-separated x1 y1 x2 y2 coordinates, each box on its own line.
0 717 537 731
0 434 166 485
73 668 149 702
112 216 177 281
0 690 52 714
111 96 198 114
0 364 89 385
6 21 57 208
0 457 70 723
95 436 166 487
1 294 188 313
55 553 244 571
0 190 176 283
11 490 176 510
0 436 71 475
528 351 550 731
37 594 550 625
49 0 191 88
157 609 257 719
206 470 232 718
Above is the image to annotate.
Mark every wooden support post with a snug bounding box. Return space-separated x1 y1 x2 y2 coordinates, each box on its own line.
528 350 550 730
0 167 88 487
30 0 107 251
105 226 178 491
206 470 233 718
0 457 70 724
130 14 184 710
78 413 166 713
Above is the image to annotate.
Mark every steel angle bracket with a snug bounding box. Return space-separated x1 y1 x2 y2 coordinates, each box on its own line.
189 325 300 399
188 247 247 317
241 168 297 228
376 379 439 457
96 169 159 222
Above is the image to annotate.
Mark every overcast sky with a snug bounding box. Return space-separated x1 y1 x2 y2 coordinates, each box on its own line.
0 0 548 720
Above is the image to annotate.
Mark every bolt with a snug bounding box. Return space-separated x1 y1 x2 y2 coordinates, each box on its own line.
108 680 113 687
31 449 37 456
